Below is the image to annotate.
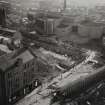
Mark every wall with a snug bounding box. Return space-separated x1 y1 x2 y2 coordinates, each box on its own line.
78 24 104 39
0 71 3 104
56 23 105 44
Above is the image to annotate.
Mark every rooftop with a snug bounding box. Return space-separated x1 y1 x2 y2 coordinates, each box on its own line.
0 49 6 56
0 44 12 53
80 19 105 26
0 48 35 72
57 18 74 28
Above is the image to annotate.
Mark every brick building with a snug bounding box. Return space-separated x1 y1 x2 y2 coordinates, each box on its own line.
0 48 38 105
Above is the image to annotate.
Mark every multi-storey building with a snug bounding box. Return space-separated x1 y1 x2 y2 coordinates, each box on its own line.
0 48 38 105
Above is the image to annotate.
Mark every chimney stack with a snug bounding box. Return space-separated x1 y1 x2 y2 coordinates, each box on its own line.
63 0 67 10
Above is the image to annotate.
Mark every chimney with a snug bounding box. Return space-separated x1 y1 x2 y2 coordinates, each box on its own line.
63 0 67 10
0 8 6 27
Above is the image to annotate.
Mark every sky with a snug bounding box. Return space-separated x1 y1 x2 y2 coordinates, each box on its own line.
8 0 105 9
67 0 105 7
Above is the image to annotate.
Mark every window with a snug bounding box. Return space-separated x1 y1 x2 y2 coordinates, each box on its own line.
31 68 34 72
36 19 45 30
32 61 34 66
28 63 30 68
24 64 27 69
31 68 35 78
14 80 19 89
72 25 78 33
14 71 18 76
8 72 12 78
24 63 30 69
23 71 26 77
8 80 12 88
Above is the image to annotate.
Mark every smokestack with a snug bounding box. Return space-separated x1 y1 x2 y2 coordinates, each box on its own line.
0 8 6 27
63 0 67 10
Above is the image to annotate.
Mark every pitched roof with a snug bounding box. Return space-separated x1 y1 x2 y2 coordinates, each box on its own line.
16 50 34 63
0 52 15 71
0 48 34 72
0 44 12 53
0 49 6 56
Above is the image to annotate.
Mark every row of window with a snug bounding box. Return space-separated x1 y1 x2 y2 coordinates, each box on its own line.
7 68 35 88
24 60 35 69
7 60 35 78
6 60 37 95
8 69 35 89
7 77 20 96
7 70 20 79
23 68 35 85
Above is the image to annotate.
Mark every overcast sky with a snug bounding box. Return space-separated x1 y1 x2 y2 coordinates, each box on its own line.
10 0 105 9
67 0 105 7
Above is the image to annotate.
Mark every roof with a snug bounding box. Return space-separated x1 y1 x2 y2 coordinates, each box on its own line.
57 18 74 28
0 48 34 72
0 52 15 71
35 11 62 19
0 1 9 4
0 44 12 53
0 36 10 40
58 73 89 91
0 28 16 33
80 20 105 27
12 31 23 41
0 49 6 56
16 50 34 63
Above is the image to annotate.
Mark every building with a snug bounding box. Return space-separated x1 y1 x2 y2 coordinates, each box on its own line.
0 28 23 49
55 18 105 44
55 17 74 36
0 48 38 105
78 20 105 39
35 17 61 35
